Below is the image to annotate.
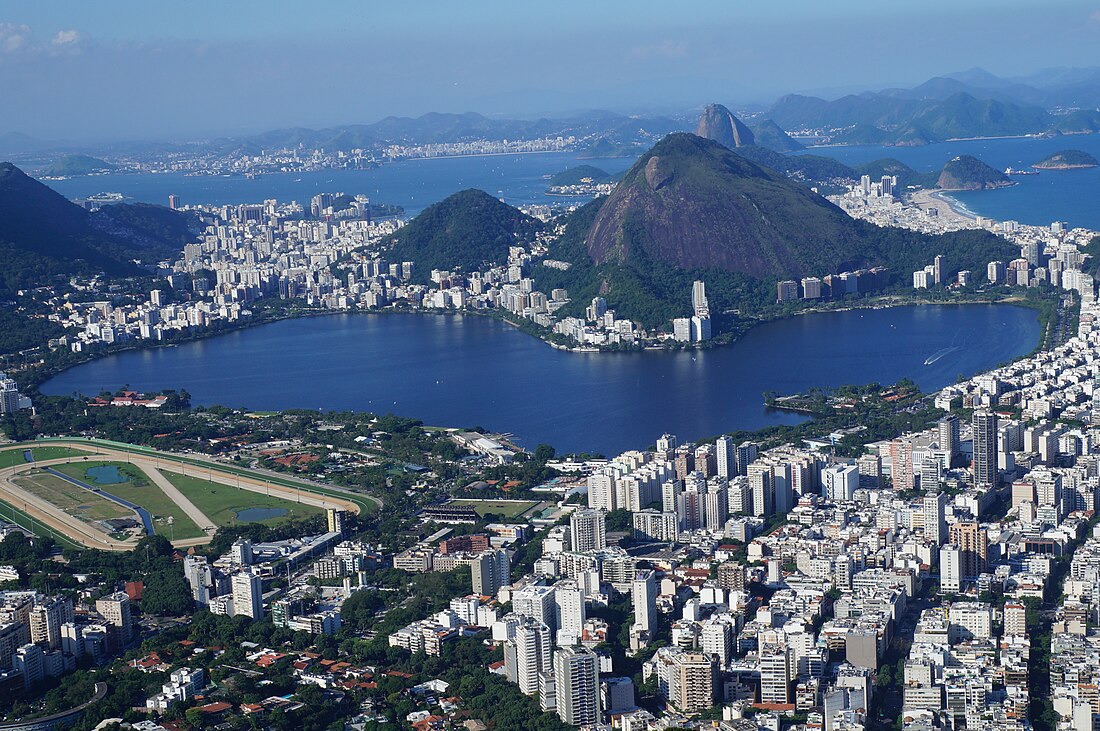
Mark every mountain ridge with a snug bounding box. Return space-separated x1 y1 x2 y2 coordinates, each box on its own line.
0 163 189 291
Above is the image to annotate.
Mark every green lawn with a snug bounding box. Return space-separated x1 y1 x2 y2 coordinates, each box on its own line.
13 470 134 523
159 470 322 527
0 451 27 469
54 460 152 487
53 462 204 540
448 499 540 518
0 446 93 469
32 446 94 462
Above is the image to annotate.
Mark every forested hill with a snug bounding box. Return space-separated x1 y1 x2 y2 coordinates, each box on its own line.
528 134 1019 329
937 155 1013 190
0 162 193 292
382 189 544 280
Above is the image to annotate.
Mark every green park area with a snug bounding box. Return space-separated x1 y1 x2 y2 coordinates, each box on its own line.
159 469 322 527
448 498 540 518
53 461 205 540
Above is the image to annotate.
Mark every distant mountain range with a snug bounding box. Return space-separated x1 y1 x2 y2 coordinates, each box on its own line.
0 163 195 292
208 110 685 155
189 66 1100 154
767 91 1056 144
760 66 1100 145
6 66 1100 161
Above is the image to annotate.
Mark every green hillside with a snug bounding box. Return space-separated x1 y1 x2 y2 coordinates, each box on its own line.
732 145 857 184
0 163 189 291
46 154 116 177
383 189 543 280
1049 110 1100 134
530 134 1017 329
831 124 898 145
577 138 642 159
1032 149 1099 169
937 155 1013 190
584 134 868 278
549 165 614 186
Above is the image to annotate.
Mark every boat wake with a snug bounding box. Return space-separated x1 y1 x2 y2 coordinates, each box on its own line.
924 346 960 366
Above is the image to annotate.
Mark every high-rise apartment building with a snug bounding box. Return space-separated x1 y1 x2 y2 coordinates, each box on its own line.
736 442 758 476
472 549 510 596
759 645 792 705
29 597 73 650
938 415 960 459
506 618 552 696
632 570 657 634
662 652 717 713
327 508 350 535
747 464 773 517
231 571 264 619
569 509 606 553
949 521 988 581
922 491 947 545
554 645 600 726
888 438 915 491
716 436 734 479
514 584 558 637
972 411 999 486
95 592 133 641
553 581 586 647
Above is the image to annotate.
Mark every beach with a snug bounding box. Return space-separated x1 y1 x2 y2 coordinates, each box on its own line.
907 188 982 227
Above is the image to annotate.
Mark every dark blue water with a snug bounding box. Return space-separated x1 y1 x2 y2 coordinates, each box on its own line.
236 507 288 522
86 465 128 485
809 134 1100 230
40 151 638 216
42 306 1040 455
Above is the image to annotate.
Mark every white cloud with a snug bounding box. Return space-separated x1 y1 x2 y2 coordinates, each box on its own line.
52 29 80 46
0 24 83 58
0 23 31 54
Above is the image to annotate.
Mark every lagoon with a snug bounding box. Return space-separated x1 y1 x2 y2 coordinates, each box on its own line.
42 305 1041 456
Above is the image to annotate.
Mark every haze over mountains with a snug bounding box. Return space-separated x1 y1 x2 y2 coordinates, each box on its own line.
5 67 1100 157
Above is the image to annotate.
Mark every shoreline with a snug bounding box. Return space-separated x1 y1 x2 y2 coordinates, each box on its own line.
33 295 1049 393
906 188 982 226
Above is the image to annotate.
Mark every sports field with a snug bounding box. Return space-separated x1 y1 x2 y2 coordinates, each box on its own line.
12 470 134 524
0 439 368 550
160 470 322 527
53 462 205 540
448 499 540 518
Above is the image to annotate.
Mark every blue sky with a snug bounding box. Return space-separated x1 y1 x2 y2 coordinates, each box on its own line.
4 0 1100 141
